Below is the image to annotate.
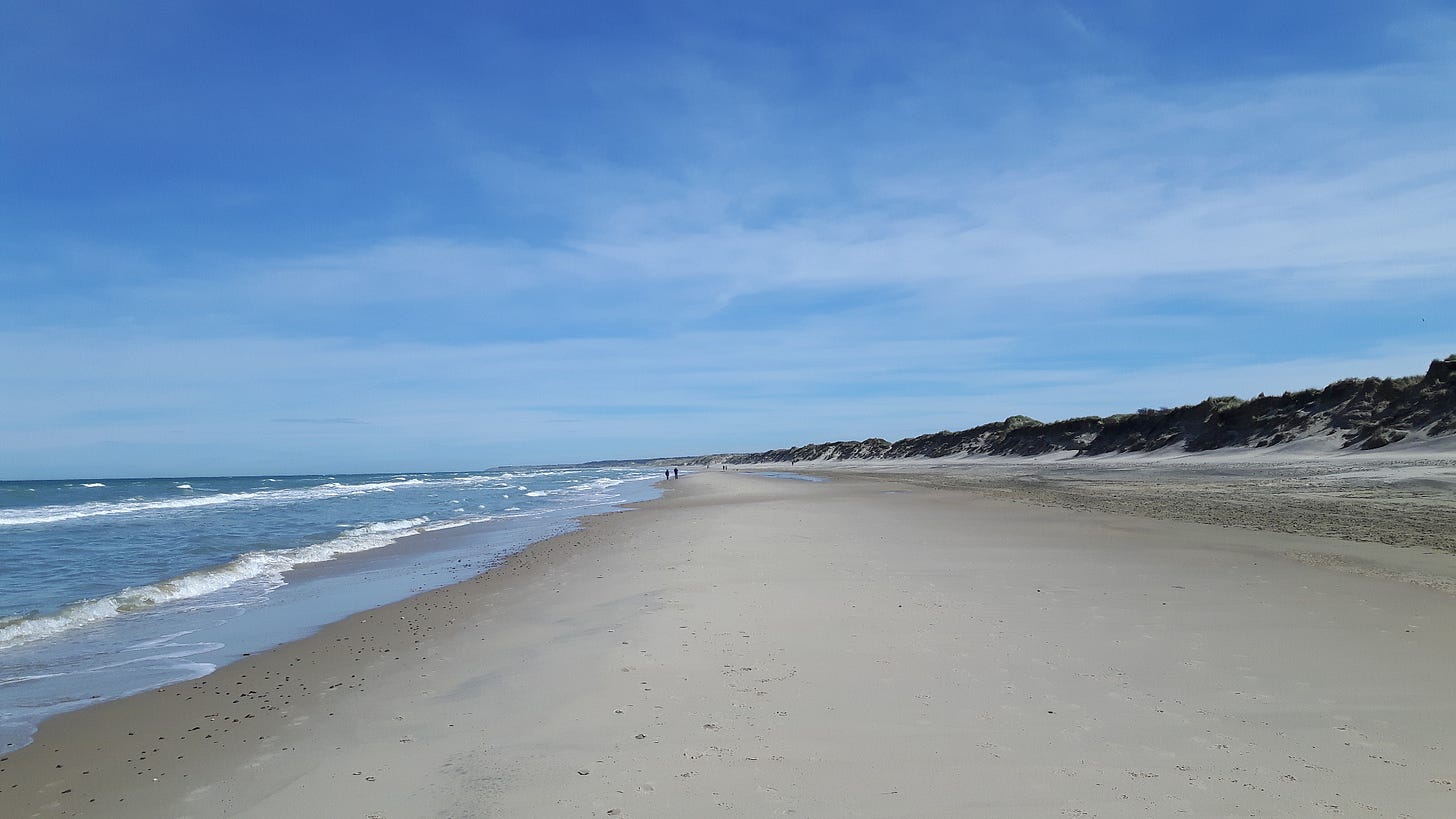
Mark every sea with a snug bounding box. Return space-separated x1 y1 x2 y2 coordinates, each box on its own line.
0 466 664 751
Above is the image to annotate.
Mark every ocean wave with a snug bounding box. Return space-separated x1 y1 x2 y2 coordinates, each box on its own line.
0 516 432 650
494 469 589 482
0 671 66 687
0 478 424 527
91 644 226 671
122 630 198 651
521 477 632 498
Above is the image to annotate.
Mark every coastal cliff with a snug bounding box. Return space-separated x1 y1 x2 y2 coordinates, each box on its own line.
702 355 1456 464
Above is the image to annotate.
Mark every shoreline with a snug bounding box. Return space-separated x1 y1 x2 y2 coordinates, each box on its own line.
7 469 1456 816
0 470 663 754
1 480 675 816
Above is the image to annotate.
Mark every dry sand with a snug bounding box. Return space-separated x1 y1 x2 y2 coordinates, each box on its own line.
789 451 1456 552
5 469 1456 817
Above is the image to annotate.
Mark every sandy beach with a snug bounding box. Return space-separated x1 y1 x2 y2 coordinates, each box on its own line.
6 467 1456 817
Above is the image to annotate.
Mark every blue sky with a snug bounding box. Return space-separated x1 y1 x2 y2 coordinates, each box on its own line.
3 1 1454 478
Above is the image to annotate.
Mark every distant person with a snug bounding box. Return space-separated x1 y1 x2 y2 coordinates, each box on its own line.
673 468 679 478
665 469 670 480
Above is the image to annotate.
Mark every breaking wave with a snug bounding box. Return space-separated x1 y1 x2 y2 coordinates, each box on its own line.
0 517 433 649
0 479 427 527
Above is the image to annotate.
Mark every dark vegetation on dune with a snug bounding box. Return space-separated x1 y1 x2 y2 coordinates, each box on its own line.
688 355 1456 465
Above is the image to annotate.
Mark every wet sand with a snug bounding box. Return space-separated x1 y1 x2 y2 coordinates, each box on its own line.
6 469 1456 817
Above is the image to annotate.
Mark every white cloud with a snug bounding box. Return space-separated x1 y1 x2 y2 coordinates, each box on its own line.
394 45 1456 310
2 316 1446 478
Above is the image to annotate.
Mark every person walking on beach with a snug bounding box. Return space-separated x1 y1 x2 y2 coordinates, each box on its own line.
665 469 671 480
673 468 679 479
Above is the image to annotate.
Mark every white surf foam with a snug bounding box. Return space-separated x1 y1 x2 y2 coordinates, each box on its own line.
0 478 425 527
0 516 436 650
